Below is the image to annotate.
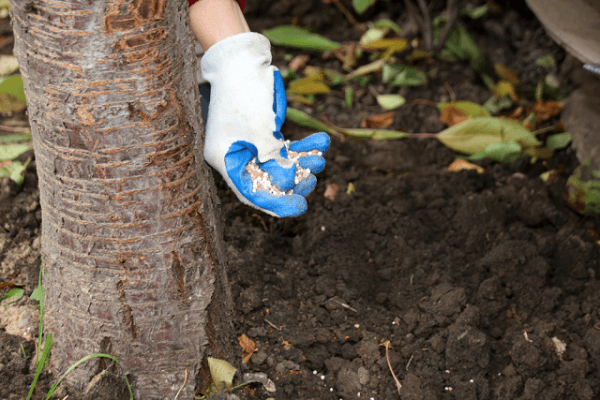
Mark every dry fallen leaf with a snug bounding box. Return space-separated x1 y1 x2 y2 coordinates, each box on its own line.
447 159 484 174
439 105 470 126
238 334 256 364
333 43 358 70
361 112 395 128
494 63 520 85
531 100 562 122
324 183 340 201
288 55 310 71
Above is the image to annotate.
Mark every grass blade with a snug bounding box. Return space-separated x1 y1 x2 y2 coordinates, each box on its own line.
26 334 53 400
45 353 133 400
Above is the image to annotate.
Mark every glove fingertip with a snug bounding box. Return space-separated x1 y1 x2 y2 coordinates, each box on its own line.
293 174 317 197
298 156 326 174
289 132 331 153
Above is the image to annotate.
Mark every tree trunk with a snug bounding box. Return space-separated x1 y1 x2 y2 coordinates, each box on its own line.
9 0 234 398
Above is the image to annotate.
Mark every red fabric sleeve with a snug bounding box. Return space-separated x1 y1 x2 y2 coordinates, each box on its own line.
189 0 246 12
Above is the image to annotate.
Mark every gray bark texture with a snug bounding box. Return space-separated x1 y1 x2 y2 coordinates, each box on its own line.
9 0 234 398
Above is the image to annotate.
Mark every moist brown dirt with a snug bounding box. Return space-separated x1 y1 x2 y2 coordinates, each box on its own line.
2 1 600 399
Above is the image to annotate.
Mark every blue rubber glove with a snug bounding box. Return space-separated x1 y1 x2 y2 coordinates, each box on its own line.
201 33 330 217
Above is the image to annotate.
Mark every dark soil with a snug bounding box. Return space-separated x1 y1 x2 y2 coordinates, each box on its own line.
2 1 600 400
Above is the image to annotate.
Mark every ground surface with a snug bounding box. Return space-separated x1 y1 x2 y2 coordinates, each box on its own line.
1 1 600 399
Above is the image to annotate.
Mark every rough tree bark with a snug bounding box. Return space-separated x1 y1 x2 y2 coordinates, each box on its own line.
9 0 235 398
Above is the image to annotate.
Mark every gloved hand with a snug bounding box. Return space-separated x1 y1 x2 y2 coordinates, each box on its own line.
201 33 330 217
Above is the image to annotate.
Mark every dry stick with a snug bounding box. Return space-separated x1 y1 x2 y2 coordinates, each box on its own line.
385 341 402 392
434 0 459 51
0 124 31 133
444 82 456 102
320 113 347 141
416 0 433 50
173 369 188 400
406 354 414 370
403 0 425 35
330 0 365 32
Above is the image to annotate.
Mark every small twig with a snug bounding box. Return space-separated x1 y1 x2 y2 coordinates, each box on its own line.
264 319 282 331
368 85 379 99
385 341 402 393
320 114 346 141
444 82 456 102
173 369 188 400
333 298 358 313
406 354 414 370
330 0 365 32
416 0 433 50
0 124 31 133
434 0 459 51
532 126 556 135
403 0 425 34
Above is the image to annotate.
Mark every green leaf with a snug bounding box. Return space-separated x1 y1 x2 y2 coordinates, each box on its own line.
324 69 348 86
0 158 30 185
377 94 405 110
468 141 523 162
353 0 378 14
460 5 489 19
286 107 408 140
0 75 26 103
543 74 564 100
208 357 237 389
546 132 573 150
436 101 490 118
30 286 42 302
27 334 53 400
535 54 556 68
343 87 354 108
344 128 408 140
437 117 541 155
263 26 340 52
286 108 339 136
483 94 513 115
373 19 401 34
435 25 485 71
351 75 372 87
0 143 30 161
45 353 133 400
566 159 600 214
0 133 32 143
382 64 427 87
458 27 485 71
1 288 24 305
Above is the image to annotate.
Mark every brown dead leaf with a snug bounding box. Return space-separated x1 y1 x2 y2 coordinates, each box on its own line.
333 43 358 70
447 159 484 174
439 105 470 126
494 63 520 85
531 100 562 122
238 334 256 364
324 183 340 201
361 112 395 128
289 55 310 71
